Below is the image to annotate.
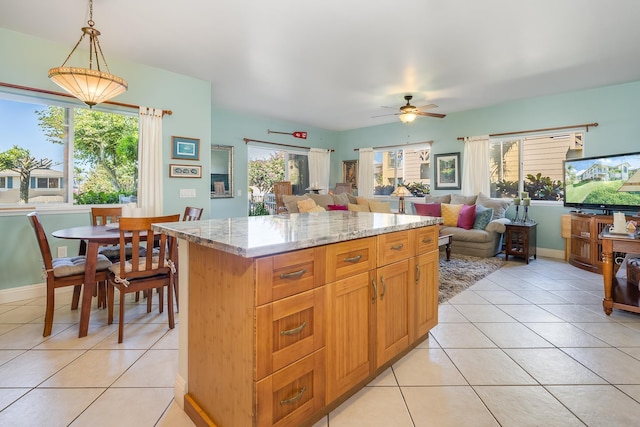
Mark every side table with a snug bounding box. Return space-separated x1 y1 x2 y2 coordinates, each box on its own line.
504 222 537 263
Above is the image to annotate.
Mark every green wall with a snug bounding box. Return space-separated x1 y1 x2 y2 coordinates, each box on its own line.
2 26 640 292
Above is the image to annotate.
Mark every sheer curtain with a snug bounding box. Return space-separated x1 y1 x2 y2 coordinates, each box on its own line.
358 148 374 198
138 107 164 216
461 135 490 196
308 148 331 193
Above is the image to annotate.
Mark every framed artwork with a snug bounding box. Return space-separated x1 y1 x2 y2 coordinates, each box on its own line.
171 136 200 160
434 152 461 190
342 159 358 188
169 164 202 178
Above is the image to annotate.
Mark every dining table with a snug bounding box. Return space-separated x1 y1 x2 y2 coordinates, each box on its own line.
52 224 123 338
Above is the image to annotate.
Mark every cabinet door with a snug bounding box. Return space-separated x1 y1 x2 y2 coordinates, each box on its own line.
325 271 374 403
414 252 438 340
375 259 412 367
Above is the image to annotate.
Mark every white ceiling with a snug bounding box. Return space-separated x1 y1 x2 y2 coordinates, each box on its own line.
2 0 640 131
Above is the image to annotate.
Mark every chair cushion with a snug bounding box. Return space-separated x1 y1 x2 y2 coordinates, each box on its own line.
476 192 512 220
327 204 348 211
369 201 392 213
414 202 441 216
108 256 165 279
425 194 451 204
457 204 477 230
331 193 350 207
348 203 368 212
451 194 478 205
441 203 463 226
307 193 335 210
297 198 319 213
52 254 112 278
282 195 309 213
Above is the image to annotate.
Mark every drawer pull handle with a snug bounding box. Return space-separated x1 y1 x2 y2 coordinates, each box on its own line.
422 238 433 244
344 254 362 263
380 277 386 300
280 386 307 405
415 265 421 283
372 279 377 304
280 268 306 279
390 244 404 250
280 321 307 336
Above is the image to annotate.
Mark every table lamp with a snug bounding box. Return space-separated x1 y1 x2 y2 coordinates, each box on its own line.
391 185 413 214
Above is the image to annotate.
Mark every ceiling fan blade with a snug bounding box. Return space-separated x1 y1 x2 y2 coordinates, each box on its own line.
416 104 438 111
416 111 446 119
371 112 400 118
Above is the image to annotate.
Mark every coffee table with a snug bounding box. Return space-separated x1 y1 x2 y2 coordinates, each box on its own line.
439 233 453 261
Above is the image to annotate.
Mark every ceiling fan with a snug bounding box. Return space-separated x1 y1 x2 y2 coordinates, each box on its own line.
373 95 446 123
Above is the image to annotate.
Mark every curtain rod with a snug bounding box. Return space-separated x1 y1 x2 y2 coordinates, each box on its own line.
354 140 433 151
244 138 334 152
0 81 173 116
456 122 598 141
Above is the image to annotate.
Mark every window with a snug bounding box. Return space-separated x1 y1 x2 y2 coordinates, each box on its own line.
489 132 583 201
373 146 431 196
0 93 138 206
248 146 310 196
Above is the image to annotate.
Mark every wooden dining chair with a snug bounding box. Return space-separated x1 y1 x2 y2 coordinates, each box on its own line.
273 181 292 214
107 214 180 343
183 206 204 221
27 212 112 337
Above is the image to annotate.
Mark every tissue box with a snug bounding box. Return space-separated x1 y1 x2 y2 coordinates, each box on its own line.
628 259 640 287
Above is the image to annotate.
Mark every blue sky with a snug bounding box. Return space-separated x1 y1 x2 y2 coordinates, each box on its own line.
0 98 63 162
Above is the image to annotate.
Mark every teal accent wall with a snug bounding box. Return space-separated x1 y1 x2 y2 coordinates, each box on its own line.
2 26 640 292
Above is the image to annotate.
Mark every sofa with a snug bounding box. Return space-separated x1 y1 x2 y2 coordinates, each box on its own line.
411 192 512 258
281 192 394 214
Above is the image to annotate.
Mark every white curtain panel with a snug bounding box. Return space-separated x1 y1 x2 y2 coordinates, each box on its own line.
308 148 331 193
358 148 374 198
138 107 164 216
461 135 490 196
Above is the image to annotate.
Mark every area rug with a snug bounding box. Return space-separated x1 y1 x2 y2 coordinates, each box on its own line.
439 254 505 303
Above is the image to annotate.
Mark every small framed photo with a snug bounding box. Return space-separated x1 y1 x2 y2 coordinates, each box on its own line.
171 136 200 160
169 164 202 178
434 152 461 190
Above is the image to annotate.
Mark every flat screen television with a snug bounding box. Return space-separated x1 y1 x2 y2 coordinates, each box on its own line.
563 151 640 214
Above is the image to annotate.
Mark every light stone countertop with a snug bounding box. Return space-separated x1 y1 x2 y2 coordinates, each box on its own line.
153 211 442 258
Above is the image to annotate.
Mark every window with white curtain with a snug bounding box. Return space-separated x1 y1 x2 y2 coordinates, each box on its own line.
489 132 584 201
0 91 138 206
248 146 309 195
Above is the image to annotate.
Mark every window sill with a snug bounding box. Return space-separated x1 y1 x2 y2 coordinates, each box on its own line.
0 204 122 217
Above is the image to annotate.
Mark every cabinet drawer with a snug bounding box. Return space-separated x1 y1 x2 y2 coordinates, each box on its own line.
377 230 413 266
326 237 376 282
256 349 325 427
414 226 438 254
256 247 326 305
256 288 325 380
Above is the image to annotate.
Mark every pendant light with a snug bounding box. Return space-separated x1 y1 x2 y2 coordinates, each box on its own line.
48 0 127 107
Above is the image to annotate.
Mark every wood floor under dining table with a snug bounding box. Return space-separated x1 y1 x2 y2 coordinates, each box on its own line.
52 224 124 338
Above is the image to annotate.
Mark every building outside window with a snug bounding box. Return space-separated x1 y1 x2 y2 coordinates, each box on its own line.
373 146 431 196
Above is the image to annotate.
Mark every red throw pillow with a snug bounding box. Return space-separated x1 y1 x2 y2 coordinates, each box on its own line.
414 202 441 216
327 204 348 211
457 204 477 230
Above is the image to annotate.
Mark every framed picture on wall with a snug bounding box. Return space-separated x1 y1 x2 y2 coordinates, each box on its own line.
342 160 358 188
434 152 461 190
169 164 202 178
171 136 200 160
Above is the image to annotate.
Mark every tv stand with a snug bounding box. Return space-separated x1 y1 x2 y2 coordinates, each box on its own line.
569 213 640 273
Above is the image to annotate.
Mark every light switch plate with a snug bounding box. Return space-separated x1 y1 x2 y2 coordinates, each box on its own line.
180 189 196 198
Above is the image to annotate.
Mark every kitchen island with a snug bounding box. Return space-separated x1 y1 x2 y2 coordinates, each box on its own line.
154 211 442 427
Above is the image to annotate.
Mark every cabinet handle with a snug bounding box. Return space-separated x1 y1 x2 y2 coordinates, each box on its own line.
280 321 307 336
390 244 404 250
415 265 421 283
380 277 386 300
372 279 377 304
280 386 307 405
422 238 433 244
280 268 306 279
344 254 362 263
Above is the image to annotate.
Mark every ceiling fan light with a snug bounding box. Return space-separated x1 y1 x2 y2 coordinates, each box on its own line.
399 112 417 124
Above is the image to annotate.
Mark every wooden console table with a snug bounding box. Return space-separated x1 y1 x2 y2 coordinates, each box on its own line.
601 231 640 315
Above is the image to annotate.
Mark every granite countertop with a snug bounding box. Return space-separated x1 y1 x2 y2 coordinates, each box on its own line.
153 211 442 258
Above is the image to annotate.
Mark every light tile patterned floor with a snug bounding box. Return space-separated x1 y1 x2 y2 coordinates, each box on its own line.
3 257 640 426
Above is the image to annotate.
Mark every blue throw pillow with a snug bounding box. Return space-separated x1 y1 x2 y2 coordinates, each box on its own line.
473 204 494 230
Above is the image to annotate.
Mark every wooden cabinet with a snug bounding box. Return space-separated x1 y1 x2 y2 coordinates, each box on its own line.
185 225 439 427
504 222 537 264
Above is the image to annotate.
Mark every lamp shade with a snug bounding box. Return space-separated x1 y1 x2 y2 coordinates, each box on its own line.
48 67 128 107
398 112 417 124
391 186 413 197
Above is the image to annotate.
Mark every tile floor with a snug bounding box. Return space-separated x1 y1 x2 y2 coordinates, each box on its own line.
3 257 640 426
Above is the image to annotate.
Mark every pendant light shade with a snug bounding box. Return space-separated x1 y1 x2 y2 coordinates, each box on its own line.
48 0 127 107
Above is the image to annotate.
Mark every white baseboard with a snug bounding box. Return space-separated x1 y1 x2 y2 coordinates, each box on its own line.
537 248 564 260
174 374 186 409
0 283 74 304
